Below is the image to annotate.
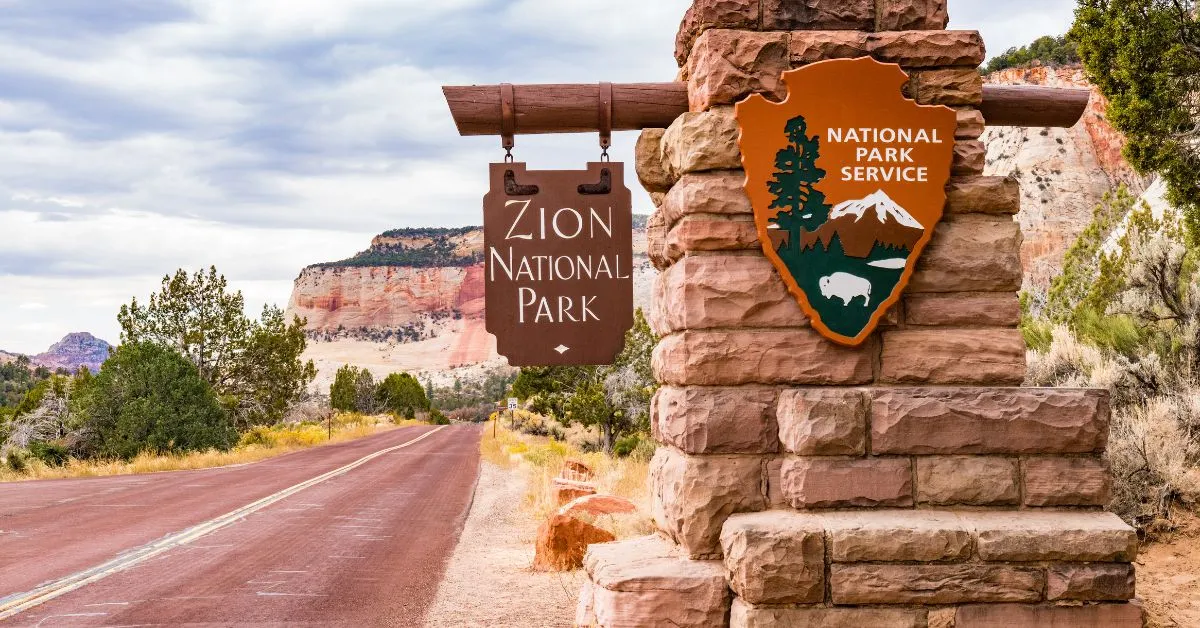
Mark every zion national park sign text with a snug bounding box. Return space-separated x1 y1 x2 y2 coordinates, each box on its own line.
738 58 958 346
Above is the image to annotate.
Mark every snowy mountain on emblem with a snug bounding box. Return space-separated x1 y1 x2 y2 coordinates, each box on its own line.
829 190 923 230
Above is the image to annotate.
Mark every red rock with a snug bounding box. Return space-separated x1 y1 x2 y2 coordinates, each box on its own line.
955 108 985 139
905 292 1021 327
665 215 759 259
955 602 1144 627
1046 563 1136 601
911 68 984 105
653 386 779 455
876 0 948 31
870 387 1110 455
555 478 597 506
946 176 1020 214
909 216 1023 293
674 0 762 67
661 108 742 177
762 0 874 30
559 494 636 518
821 509 972 562
533 513 615 572
1023 457 1112 507
831 564 1044 605
653 329 877 386
953 139 986 175
721 511 825 604
776 388 867 455
651 448 766 557
916 456 1020 505
688 30 789 112
789 31 870 65
731 598 926 628
635 128 671 193
660 172 752 226
656 255 806 332
584 536 731 627
967 510 1137 562
879 329 1026 385
780 457 913 508
647 210 670 271
868 30 985 67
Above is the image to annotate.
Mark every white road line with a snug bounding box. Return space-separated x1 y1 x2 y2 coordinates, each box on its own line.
0 426 446 620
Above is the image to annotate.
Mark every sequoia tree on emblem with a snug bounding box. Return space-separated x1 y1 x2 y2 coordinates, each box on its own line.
737 58 958 346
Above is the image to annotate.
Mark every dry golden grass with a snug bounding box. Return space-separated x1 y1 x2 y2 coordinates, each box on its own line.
0 413 423 483
480 419 654 540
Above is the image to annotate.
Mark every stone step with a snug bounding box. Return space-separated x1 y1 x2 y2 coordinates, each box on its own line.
731 598 1145 628
579 535 730 628
720 509 1137 606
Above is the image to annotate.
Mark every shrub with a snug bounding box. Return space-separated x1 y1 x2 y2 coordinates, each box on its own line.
28 441 69 467
429 408 450 425
4 449 27 473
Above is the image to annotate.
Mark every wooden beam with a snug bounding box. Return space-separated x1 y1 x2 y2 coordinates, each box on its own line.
978 85 1092 128
443 82 1090 136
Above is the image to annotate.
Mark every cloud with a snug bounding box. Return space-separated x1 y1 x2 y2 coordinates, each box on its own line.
0 0 1075 353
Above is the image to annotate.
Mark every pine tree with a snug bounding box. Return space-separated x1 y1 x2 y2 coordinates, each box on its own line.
768 116 831 249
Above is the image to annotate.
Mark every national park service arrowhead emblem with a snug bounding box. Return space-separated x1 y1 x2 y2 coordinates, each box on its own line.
737 58 957 346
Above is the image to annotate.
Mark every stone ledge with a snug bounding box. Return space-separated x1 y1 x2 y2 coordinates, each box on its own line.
968 510 1137 562
831 563 1045 605
653 329 878 387
870 387 1110 455
582 535 732 627
731 598 926 628
955 602 1144 627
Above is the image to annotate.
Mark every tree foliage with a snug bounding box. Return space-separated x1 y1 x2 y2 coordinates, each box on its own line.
983 35 1080 73
512 309 657 453
376 372 429 419
1072 0 1200 238
118 266 315 428
330 364 360 412
75 342 235 460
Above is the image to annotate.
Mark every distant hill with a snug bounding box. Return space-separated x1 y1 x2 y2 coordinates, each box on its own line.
8 332 113 373
314 227 484 269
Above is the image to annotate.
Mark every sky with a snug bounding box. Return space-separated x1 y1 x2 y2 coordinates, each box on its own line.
0 0 1078 354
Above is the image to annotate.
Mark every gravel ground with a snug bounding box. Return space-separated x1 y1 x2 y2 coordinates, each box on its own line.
424 461 580 627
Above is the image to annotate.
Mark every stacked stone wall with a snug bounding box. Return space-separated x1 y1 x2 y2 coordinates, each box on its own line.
579 1 1143 626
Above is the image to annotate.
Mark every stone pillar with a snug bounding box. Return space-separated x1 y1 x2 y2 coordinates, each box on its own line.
578 2 1143 626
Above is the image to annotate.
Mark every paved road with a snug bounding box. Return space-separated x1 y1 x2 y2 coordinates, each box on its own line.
0 424 482 627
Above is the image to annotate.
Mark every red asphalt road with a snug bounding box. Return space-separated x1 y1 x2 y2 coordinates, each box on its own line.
0 424 482 627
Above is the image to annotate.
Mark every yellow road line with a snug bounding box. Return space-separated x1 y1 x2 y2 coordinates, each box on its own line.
0 426 447 620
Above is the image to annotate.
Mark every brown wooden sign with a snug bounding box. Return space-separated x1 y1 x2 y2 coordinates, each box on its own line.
483 161 634 366
738 58 958 346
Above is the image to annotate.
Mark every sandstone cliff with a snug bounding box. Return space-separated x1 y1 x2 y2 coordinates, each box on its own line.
983 65 1149 288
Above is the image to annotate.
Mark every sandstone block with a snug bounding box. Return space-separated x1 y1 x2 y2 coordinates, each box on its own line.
909 216 1023 293
1047 563 1136 601
781 457 912 508
721 511 824 604
946 176 1020 214
968 511 1137 562
905 292 1021 327
661 107 741 178
789 31 869 65
955 602 1144 627
656 255 805 331
635 128 671 194
917 456 1020 505
585 536 732 628
879 329 1026 385
646 210 670 271
731 598 926 628
763 0 874 30
764 458 784 506
674 0 762 67
868 30 985 67
649 272 669 336
660 171 752 226
927 608 956 628
876 0 948 31
1024 457 1112 507
831 564 1044 605
689 30 789 112
822 509 972 562
952 139 986 175
653 386 778 455
912 68 984 106
651 448 766 557
871 388 1110 455
956 108 985 139
654 329 877 386
776 388 867 455
665 215 759 259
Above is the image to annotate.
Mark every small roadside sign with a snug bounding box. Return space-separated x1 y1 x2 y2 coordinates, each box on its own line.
507 398 518 411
